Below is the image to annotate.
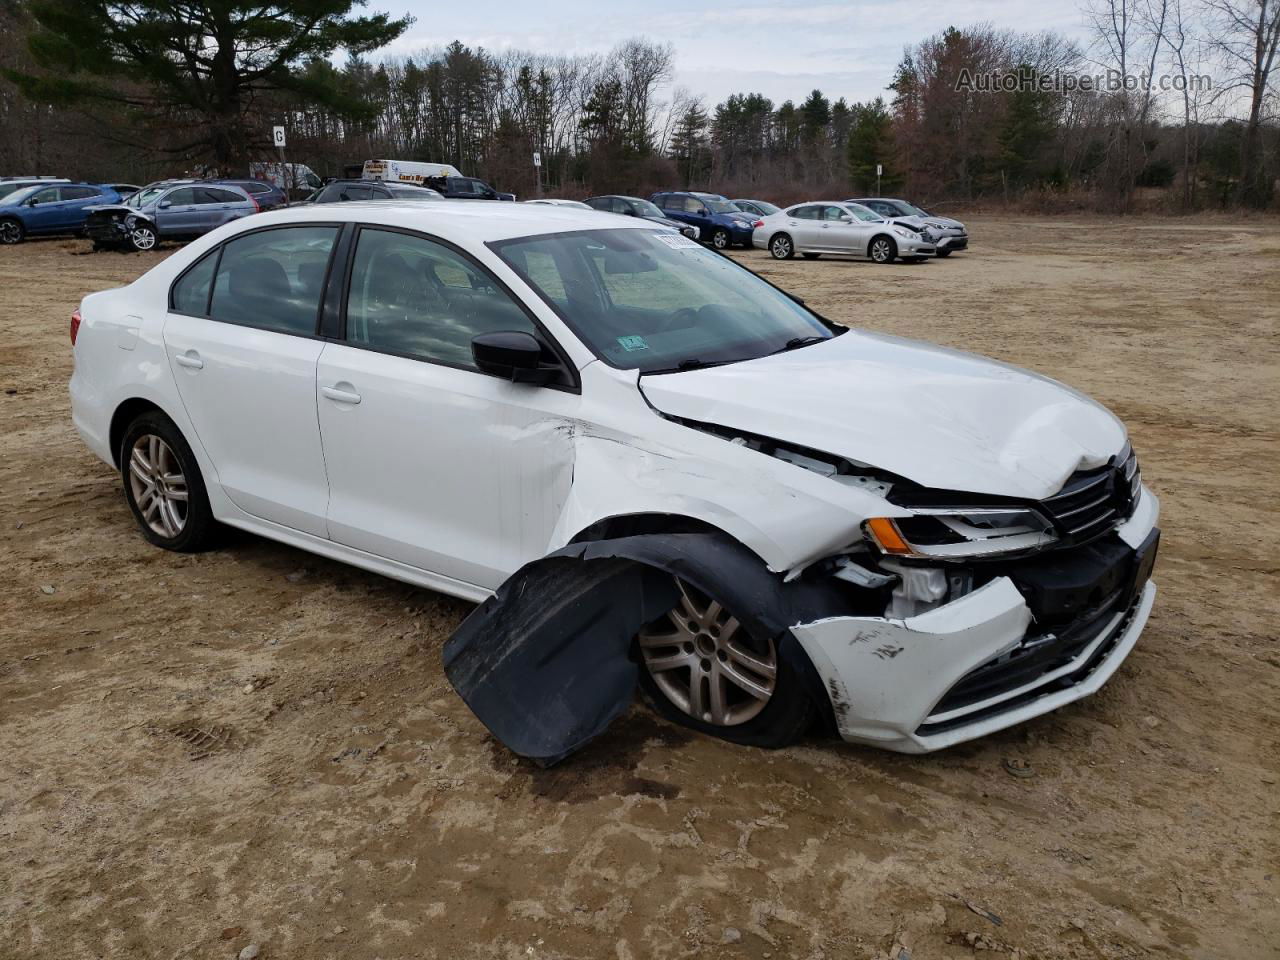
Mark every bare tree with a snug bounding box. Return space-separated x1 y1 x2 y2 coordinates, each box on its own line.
1203 0 1280 204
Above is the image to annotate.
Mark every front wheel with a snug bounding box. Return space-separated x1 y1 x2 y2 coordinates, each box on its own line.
769 233 794 260
636 575 816 747
869 235 897 264
129 223 158 251
120 411 217 551
0 218 25 245
710 228 730 250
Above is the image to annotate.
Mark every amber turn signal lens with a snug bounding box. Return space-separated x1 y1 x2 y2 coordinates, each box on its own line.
866 517 912 555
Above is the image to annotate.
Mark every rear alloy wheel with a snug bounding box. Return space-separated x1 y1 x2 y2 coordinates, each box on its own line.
711 228 730 250
129 223 158 251
0 218 24 245
769 234 794 259
121 411 216 551
869 235 897 264
639 579 777 727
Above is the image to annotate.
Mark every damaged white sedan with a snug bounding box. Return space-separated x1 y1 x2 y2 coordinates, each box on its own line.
69 202 1159 764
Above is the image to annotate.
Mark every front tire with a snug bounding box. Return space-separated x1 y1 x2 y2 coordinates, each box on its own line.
0 218 25 245
710 228 730 250
869 235 897 264
120 411 216 551
769 233 795 260
129 223 158 252
636 574 816 748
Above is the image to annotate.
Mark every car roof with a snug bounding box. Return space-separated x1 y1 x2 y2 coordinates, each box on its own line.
240 200 636 243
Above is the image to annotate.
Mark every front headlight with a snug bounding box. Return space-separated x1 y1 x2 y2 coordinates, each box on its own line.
892 226 915 239
865 508 1058 559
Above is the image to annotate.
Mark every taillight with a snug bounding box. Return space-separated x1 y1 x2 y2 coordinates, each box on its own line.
753 220 764 228
250 196 261 212
70 308 81 346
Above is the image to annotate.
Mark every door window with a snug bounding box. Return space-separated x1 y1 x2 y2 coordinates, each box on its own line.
62 186 100 201
197 188 242 204
344 228 537 369
209 226 338 334
789 205 819 220
164 188 197 206
29 187 61 204
170 250 218 316
819 205 848 221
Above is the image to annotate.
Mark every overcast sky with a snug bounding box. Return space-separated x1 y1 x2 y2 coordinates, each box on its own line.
381 0 1091 107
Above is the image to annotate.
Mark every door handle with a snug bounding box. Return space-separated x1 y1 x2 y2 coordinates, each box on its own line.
174 351 203 369
321 384 361 405
820 223 830 229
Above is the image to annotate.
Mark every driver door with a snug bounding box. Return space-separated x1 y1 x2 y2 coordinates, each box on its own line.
316 226 581 590
155 187 200 235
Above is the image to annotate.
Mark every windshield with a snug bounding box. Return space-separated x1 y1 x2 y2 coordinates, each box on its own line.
630 199 666 218
126 186 169 208
741 200 779 215
492 228 832 373
702 198 740 214
846 203 883 222
1 185 41 205
897 201 929 216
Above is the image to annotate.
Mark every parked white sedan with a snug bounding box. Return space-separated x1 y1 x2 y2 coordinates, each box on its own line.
752 201 936 262
69 202 1159 764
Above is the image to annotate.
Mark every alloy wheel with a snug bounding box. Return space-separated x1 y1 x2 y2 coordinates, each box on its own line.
128 434 188 538
770 236 792 259
0 220 22 244
130 226 157 251
712 229 730 249
638 579 777 726
871 238 893 263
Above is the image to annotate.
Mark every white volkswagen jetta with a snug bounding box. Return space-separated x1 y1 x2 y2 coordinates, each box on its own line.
70 202 1159 763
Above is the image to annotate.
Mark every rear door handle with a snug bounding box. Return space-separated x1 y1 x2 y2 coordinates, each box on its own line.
321 384 361 405
174 350 203 369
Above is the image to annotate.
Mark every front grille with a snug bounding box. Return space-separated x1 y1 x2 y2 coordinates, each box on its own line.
1040 445 1140 544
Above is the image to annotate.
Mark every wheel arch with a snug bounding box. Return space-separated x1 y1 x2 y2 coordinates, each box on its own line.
109 397 168 467
869 232 897 258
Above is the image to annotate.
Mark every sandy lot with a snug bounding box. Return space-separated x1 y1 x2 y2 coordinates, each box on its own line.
1 217 1277 960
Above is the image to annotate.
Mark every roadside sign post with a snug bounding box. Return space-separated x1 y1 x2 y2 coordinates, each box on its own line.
272 125 288 193
533 151 542 198
876 163 882 196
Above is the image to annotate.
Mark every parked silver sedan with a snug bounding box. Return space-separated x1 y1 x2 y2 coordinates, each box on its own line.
848 198 969 257
752 202 936 263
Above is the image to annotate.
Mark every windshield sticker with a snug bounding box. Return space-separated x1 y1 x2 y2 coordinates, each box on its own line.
652 232 701 250
617 335 650 352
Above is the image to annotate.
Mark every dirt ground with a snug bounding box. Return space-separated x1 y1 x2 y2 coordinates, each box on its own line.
1 216 1277 960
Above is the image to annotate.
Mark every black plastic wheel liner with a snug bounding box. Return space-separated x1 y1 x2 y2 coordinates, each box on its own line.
442 532 848 766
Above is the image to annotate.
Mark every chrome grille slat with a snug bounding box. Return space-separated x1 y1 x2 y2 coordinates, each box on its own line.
1066 508 1117 536
1039 447 1140 543
1053 491 1113 521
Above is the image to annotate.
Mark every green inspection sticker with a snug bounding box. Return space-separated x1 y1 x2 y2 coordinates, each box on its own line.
617 335 649 352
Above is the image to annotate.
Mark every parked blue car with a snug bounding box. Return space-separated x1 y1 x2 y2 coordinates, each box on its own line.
84 180 258 251
0 182 123 244
648 191 758 249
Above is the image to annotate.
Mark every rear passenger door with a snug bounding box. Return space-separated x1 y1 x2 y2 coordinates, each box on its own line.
784 205 822 251
162 224 341 536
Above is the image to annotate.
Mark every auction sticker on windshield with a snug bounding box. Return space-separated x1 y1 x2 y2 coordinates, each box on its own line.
617 335 649 352
652 233 700 250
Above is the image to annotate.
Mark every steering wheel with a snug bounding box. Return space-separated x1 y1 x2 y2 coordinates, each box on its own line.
657 306 702 333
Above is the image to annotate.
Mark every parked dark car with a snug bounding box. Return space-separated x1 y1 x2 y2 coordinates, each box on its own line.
583 195 700 240
106 183 143 198
649 191 757 249
0 177 69 200
84 181 257 251
0 182 123 244
423 176 515 201
210 178 288 211
308 179 445 204
731 199 781 218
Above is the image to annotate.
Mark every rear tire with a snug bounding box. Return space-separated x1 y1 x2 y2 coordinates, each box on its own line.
869 235 897 264
0 218 25 245
120 411 217 552
769 233 795 260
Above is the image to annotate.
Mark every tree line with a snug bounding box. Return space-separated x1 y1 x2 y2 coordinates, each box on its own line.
1 0 1276 209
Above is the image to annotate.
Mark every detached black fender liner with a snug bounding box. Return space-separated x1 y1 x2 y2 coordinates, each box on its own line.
442 532 847 765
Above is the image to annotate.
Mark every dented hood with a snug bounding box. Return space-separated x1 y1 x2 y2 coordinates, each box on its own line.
639 331 1127 500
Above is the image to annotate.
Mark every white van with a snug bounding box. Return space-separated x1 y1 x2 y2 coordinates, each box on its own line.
363 160 464 184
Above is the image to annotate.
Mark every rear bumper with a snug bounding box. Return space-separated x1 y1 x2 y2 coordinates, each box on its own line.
792 490 1160 752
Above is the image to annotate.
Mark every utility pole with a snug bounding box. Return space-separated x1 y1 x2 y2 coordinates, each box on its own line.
876 162 882 196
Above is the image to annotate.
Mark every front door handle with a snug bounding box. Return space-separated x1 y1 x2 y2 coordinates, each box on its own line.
174 350 203 369
321 384 361 405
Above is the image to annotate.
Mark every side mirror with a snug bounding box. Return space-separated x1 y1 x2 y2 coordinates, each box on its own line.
839 214 853 223
698 207 710 216
472 331 558 385
159 200 172 209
